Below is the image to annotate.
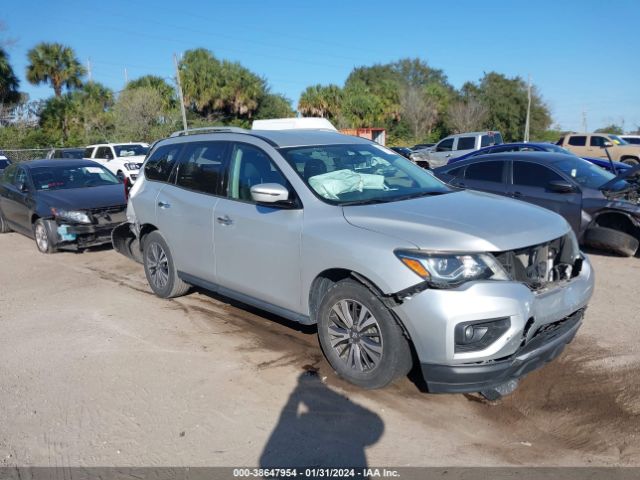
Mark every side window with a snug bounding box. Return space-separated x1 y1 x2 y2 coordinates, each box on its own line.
12 167 27 188
2 164 17 184
144 144 182 183
556 136 565 145
227 143 290 202
95 147 113 159
464 161 504 183
456 137 476 150
513 161 563 188
176 141 229 195
436 138 454 152
446 166 465 178
83 147 94 158
590 136 606 147
480 135 492 147
568 136 586 146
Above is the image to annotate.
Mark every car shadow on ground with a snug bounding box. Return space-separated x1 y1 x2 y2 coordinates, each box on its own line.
259 371 384 470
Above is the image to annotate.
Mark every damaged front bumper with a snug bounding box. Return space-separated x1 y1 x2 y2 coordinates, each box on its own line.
392 254 594 393
52 221 122 249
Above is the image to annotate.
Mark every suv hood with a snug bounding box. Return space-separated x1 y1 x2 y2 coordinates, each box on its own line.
343 190 570 252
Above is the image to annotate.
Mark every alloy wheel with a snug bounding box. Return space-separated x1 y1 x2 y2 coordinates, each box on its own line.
35 223 49 252
328 299 384 372
147 242 169 289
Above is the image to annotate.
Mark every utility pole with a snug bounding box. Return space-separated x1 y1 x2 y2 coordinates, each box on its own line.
124 67 128 85
174 53 188 131
87 58 92 82
523 74 531 143
582 109 588 132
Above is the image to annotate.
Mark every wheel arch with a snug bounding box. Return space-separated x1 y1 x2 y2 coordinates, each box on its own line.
593 210 640 235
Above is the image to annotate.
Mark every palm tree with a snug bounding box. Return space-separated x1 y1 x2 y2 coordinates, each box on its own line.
26 42 85 97
298 84 342 119
0 47 20 103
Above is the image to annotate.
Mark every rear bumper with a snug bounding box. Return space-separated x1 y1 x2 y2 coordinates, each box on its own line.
421 309 583 393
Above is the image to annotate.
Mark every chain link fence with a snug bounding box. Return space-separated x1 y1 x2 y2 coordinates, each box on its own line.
2 148 53 163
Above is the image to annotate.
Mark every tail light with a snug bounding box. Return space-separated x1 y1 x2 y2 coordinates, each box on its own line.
124 176 131 201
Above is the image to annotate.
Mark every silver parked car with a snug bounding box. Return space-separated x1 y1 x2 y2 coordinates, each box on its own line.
113 126 594 397
411 131 504 169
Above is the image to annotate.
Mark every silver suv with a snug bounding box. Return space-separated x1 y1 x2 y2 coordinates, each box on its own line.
113 126 594 397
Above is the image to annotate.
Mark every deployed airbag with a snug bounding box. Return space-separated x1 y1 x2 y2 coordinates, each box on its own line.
308 169 387 200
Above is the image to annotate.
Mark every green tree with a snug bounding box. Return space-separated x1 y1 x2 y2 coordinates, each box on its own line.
112 87 177 142
126 75 176 110
255 93 295 119
0 47 20 104
26 42 85 97
595 124 623 135
298 84 342 120
468 72 551 142
178 48 266 121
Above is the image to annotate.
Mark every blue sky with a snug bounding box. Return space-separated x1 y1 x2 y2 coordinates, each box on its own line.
3 0 639 132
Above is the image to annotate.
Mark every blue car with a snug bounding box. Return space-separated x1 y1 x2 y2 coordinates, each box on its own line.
448 142 630 173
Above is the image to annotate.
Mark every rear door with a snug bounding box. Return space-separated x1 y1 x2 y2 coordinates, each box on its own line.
452 135 477 158
565 135 589 157
509 160 582 232
213 141 303 313
459 160 509 195
154 140 230 283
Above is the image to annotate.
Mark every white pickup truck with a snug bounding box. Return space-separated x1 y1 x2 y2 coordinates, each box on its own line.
411 131 503 169
83 143 149 182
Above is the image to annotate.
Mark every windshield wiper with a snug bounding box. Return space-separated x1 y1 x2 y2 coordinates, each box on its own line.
389 191 449 202
339 198 391 206
339 191 448 206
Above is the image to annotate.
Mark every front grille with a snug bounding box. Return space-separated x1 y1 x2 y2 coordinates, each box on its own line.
494 234 582 291
87 205 127 225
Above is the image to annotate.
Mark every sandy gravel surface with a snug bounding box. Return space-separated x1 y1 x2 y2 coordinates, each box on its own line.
0 232 638 467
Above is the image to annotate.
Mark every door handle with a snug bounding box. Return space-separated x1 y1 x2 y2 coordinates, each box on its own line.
158 201 171 209
216 215 233 226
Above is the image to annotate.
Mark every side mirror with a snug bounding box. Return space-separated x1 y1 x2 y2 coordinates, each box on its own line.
603 141 614 148
548 180 575 193
17 181 28 193
250 183 293 206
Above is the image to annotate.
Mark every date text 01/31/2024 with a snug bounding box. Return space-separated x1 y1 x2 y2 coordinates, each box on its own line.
232 468 400 478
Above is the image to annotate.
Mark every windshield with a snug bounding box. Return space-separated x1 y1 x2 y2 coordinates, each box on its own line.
114 144 148 157
552 157 626 190
56 149 85 159
280 143 451 205
31 165 121 191
608 135 628 145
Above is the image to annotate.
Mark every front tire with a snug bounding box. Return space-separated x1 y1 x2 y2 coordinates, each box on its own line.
142 231 190 298
621 157 639 166
33 219 57 254
317 279 413 389
584 226 639 257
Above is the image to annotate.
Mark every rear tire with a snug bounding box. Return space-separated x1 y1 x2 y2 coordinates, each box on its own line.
0 209 11 233
621 157 639 166
317 279 413 389
33 219 57 254
142 231 190 298
584 226 639 257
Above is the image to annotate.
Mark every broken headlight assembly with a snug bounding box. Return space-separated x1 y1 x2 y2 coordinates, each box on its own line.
394 250 509 288
50 208 92 224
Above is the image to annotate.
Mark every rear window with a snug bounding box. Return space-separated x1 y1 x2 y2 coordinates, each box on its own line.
481 133 502 148
83 147 94 158
568 136 586 146
456 137 476 150
465 161 504 183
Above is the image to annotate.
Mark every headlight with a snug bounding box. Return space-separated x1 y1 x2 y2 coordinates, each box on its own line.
124 163 139 171
51 208 92 224
395 250 509 287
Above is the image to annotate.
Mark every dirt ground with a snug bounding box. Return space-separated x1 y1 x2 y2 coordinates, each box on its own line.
0 231 638 468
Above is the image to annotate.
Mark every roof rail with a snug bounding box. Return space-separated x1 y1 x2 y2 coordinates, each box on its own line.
169 126 248 137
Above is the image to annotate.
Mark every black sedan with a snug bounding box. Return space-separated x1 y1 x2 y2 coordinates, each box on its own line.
435 152 640 256
0 159 127 253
